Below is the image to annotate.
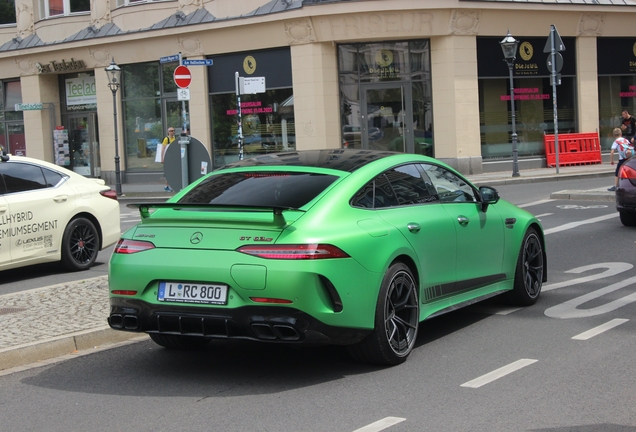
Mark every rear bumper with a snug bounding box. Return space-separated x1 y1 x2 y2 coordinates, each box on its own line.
108 297 370 346
616 187 636 213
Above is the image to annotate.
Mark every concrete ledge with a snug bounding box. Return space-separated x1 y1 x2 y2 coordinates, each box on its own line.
0 327 147 371
550 190 617 202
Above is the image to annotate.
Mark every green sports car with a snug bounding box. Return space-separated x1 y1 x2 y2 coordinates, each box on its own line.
108 149 546 365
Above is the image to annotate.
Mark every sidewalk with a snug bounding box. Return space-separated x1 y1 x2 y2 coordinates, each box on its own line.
0 163 617 372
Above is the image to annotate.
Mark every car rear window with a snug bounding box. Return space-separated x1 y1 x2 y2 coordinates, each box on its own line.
178 172 339 208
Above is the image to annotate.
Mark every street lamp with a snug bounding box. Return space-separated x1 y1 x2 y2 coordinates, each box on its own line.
500 30 520 177
105 58 122 195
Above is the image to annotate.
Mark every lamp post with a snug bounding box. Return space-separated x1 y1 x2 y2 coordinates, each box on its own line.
105 58 122 195
500 30 520 178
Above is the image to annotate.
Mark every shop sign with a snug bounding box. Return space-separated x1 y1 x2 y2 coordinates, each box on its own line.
65 76 97 106
15 103 43 111
36 58 87 74
596 38 636 75
477 37 575 78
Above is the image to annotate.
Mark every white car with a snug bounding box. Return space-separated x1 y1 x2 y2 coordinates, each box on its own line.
0 153 120 272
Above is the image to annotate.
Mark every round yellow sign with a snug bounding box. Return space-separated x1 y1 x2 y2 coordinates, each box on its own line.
243 56 256 75
375 49 393 67
519 42 533 61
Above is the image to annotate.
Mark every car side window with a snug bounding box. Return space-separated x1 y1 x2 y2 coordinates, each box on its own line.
351 174 399 209
0 163 48 194
420 163 477 203
386 164 439 205
42 168 64 187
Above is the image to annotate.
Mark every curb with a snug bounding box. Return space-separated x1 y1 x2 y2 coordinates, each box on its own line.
0 327 147 372
550 190 617 202
469 170 613 187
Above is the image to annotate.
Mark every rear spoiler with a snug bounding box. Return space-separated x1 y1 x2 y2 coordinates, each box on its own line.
127 202 301 226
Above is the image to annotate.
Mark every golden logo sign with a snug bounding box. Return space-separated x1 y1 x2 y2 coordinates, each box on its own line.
633 42 636 57
243 56 256 75
375 49 393 67
519 42 533 61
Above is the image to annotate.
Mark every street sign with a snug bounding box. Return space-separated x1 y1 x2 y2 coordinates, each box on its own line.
546 52 563 73
177 88 190 101
160 54 180 64
174 65 192 89
543 26 565 53
182 59 213 66
240 77 266 94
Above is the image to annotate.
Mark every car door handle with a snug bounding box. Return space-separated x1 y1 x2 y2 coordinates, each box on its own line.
0 205 7 214
457 216 469 226
407 223 421 233
53 195 69 203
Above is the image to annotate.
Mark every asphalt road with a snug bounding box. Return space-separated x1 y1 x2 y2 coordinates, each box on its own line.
1 176 635 431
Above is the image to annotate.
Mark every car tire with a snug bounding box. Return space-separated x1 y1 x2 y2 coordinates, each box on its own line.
61 217 99 271
619 211 636 227
505 228 544 306
347 262 419 366
149 333 211 350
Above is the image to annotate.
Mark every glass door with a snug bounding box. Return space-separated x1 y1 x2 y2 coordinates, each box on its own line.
68 113 100 177
361 83 413 153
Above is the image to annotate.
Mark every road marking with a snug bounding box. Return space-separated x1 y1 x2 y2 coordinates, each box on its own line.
543 213 618 235
460 358 538 389
534 213 553 218
572 319 629 340
543 263 633 292
545 275 636 319
353 417 406 432
518 199 554 209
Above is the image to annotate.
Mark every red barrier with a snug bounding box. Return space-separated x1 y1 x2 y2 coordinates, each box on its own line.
543 132 602 167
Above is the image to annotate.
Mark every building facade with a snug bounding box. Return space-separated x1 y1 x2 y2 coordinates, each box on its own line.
0 0 634 184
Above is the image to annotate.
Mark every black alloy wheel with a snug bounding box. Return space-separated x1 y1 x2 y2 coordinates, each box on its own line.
61 217 99 271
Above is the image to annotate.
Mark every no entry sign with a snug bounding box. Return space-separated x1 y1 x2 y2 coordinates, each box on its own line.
174 65 191 89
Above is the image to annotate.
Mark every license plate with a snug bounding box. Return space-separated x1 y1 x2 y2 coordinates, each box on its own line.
158 282 228 305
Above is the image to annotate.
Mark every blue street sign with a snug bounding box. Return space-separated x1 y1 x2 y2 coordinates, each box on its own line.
182 59 214 66
160 54 181 64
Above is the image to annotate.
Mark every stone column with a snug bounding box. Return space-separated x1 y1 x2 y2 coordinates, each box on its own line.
20 73 60 161
431 34 482 174
290 42 340 150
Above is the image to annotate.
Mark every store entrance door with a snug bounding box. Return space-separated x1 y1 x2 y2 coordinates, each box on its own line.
69 113 100 177
361 83 413 153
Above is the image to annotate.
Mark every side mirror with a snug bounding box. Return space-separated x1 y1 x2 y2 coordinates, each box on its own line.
479 186 500 212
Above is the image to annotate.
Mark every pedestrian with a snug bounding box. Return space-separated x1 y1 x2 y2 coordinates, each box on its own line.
620 109 636 143
161 127 176 192
608 127 634 191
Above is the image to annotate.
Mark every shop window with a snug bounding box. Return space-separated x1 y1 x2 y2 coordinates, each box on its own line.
338 41 433 156
0 80 24 155
0 0 16 25
478 77 576 159
39 0 89 18
210 89 295 169
122 61 187 173
598 76 636 151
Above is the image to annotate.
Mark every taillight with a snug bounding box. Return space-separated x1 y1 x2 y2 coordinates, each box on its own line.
100 189 118 200
113 238 155 254
619 163 636 179
237 244 350 259
111 290 138 296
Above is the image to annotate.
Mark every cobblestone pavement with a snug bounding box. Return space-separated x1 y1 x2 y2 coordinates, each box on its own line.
0 276 110 350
